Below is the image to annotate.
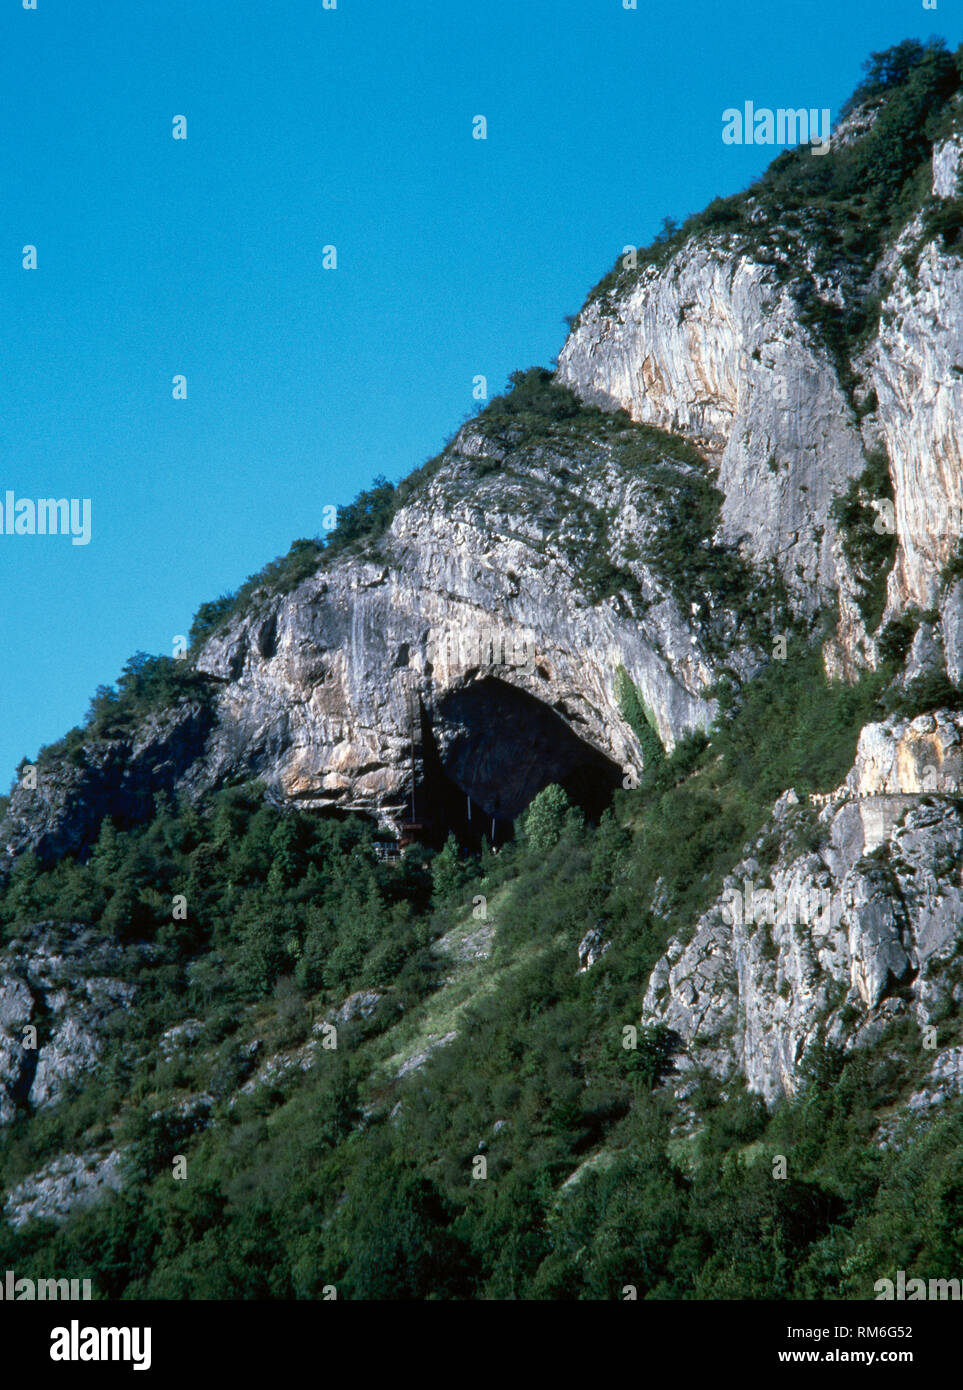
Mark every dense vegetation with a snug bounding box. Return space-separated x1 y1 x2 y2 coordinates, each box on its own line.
614 665 665 771
2 635 957 1300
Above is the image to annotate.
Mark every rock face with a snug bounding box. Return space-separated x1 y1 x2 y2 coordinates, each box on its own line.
0 924 138 1125
557 244 865 598
866 139 963 617
559 132 963 662
190 426 725 838
0 703 213 870
842 711 963 797
642 713 963 1106
880 1045 963 1149
577 925 609 973
4 1149 124 1230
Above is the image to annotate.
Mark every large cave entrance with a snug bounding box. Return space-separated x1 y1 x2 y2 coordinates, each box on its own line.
413 677 622 850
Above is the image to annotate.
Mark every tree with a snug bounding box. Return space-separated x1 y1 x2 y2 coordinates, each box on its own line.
590 808 630 892
267 817 303 892
2 851 45 925
614 665 665 771
236 917 288 998
635 1024 677 1091
337 1163 476 1299
859 39 932 96
522 783 571 855
189 594 237 649
655 215 679 243
431 833 464 907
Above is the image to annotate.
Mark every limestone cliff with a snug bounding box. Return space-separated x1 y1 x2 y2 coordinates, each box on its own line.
642 712 963 1107
559 125 963 680
4 403 764 860
864 138 963 617
557 242 865 600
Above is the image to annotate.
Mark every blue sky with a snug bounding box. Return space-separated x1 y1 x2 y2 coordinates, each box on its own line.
0 0 949 785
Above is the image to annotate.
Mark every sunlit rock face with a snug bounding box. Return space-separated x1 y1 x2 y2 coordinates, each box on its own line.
557 244 865 601
559 132 963 675
0 924 141 1126
865 245 963 615
189 425 718 841
843 712 963 797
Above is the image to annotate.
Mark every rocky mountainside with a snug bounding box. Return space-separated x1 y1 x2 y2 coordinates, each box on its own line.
5 63 963 866
0 387 769 866
2 41 963 1297
644 712 963 1107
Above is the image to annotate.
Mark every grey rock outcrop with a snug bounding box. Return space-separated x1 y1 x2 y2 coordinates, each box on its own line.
0 925 138 1125
0 702 214 871
642 712 963 1105
4 1149 124 1229
577 925 609 972
557 242 865 600
863 141 963 616
558 131 963 677
886 1047 963 1132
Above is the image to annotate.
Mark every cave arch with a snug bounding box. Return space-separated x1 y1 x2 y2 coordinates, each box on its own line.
416 676 623 847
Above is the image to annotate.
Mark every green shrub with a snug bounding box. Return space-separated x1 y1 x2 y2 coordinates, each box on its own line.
614 665 665 770
521 783 572 854
877 612 919 667
830 449 897 631
922 198 963 255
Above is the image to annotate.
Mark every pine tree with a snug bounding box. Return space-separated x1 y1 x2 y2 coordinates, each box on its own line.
522 784 570 854
431 833 464 907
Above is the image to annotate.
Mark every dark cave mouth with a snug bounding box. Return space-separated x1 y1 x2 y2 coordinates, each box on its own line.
412 677 623 848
